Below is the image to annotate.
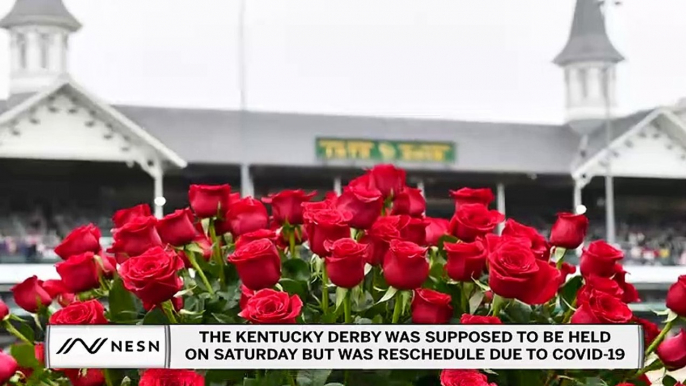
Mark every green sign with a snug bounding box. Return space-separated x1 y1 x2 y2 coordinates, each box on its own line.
316 138 455 163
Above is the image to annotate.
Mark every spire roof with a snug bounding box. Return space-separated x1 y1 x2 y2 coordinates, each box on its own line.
0 0 81 31
553 0 624 66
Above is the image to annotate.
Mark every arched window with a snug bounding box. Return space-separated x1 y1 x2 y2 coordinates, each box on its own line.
16 33 27 69
39 33 51 69
578 68 589 98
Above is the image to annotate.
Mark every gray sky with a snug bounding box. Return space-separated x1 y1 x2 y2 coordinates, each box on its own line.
0 0 685 124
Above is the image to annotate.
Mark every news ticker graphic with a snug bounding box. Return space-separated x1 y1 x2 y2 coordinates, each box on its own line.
45 324 644 370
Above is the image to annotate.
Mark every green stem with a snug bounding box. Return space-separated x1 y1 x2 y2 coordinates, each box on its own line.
645 319 675 357
103 369 115 386
392 294 403 324
461 283 471 314
344 290 352 324
208 220 227 290
561 299 577 324
288 228 297 260
287 371 297 386
490 295 504 317
321 267 330 317
186 250 214 296
344 370 350 385
2 321 32 345
555 247 567 269
161 301 178 324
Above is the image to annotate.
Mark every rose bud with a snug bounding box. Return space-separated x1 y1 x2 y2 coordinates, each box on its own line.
449 204 504 242
440 370 497 386
64 369 106 386
235 229 278 250
488 237 561 305
336 183 384 230
56 252 102 294
58 293 76 308
460 314 502 324
11 276 52 313
367 164 406 198
53 223 102 260
119 247 184 305
382 239 429 290
425 217 449 247
214 192 243 235
391 187 426 218
444 239 488 282
611 264 640 304
449 187 495 210
239 285 255 309
49 299 108 325
0 350 18 385
262 189 317 225
238 289 303 324
108 216 163 262
228 239 282 291
112 204 151 228
657 330 686 370
189 184 231 218
41 279 67 299
501 219 549 261
0 299 8 321
324 239 368 289
411 288 453 324
139 369 205 386
359 215 409 266
155 208 198 246
303 208 352 257
549 212 589 249
576 275 624 306
667 275 686 317
400 216 430 246
227 197 269 237
570 290 633 324
579 240 624 277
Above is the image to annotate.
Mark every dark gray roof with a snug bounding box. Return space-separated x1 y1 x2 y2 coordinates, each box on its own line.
0 100 6 115
0 0 81 31
577 109 654 164
553 0 624 66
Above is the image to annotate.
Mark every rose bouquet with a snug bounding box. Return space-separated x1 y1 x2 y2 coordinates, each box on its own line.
1 164 685 386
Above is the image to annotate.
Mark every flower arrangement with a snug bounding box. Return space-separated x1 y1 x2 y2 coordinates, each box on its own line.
0 164 685 386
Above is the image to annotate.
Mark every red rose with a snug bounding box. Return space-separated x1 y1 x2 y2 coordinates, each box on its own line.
611 264 640 303
657 330 686 370
0 299 8 321
178 235 212 268
155 208 197 246
112 204 151 228
579 240 623 277
140 369 205 386
119 247 184 305
392 187 426 218
235 229 279 250
570 290 633 324
64 369 105 386
214 192 243 235
382 239 429 290
56 252 101 293
449 204 504 242
0 350 18 385
108 216 163 262
238 289 303 324
425 217 450 247
303 208 352 257
576 275 624 305
143 296 183 312
302 200 336 221
444 240 487 282
460 314 502 324
359 215 409 266
189 184 231 218
11 276 52 312
53 224 101 260
667 275 686 317
449 188 495 209
368 164 406 198
228 239 282 291
41 279 66 299
501 219 549 260
336 183 383 230
227 197 269 237
324 238 368 288
411 288 453 324
401 216 430 246
487 237 561 305
239 284 255 309
58 293 77 308
49 299 108 325
262 189 317 225
559 262 577 283
440 369 496 386
633 316 660 348
549 212 589 249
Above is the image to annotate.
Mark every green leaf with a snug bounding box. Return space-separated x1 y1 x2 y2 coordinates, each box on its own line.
325 384 345 386
472 278 490 292
141 308 169 325
354 317 373 324
205 370 247 383
108 278 138 323
296 370 332 386
10 343 39 368
506 301 532 323
335 287 348 310
10 319 36 344
243 378 258 386
662 375 678 386
666 310 680 323
469 291 485 314
279 278 308 299
364 264 373 276
378 287 398 304
211 313 236 324
437 234 459 250
186 243 205 255
559 275 583 313
283 259 310 282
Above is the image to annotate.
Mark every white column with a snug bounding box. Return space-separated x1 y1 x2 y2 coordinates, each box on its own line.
26 31 40 71
573 179 585 256
333 176 342 195
241 164 254 197
153 170 164 218
496 183 506 234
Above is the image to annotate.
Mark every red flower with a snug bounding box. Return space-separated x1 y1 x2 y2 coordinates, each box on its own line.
667 275 686 317
155 208 198 246
119 247 184 305
576 275 624 305
336 182 383 230
228 239 282 291
610 264 640 304
449 188 495 209
189 184 231 218
303 208 352 257
112 204 151 228
108 216 163 262
139 369 205 386
324 239 368 289
549 212 589 249
559 262 577 283
359 215 409 266
56 252 102 293
0 300 8 321
368 164 406 198
238 289 303 324
657 329 686 370
570 290 633 324
487 237 561 305
214 192 243 235
64 369 105 386
439 369 497 386
239 285 255 309
411 289 453 324
262 189 317 225
11 276 52 313
444 239 488 282
49 300 108 325
501 219 549 261
425 217 450 247
178 235 212 268
227 197 269 237
53 224 101 260
460 314 502 324
235 229 279 250
392 187 426 217
401 216 430 246
579 240 623 277
0 351 18 386
449 204 504 242
633 316 660 348
41 279 67 299
382 239 429 290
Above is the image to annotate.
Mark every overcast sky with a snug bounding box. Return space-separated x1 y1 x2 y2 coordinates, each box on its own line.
0 0 685 124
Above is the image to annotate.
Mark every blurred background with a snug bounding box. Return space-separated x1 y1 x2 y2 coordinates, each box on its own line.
0 0 685 355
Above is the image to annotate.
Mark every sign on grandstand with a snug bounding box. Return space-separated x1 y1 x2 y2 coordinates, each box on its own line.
316 138 456 163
